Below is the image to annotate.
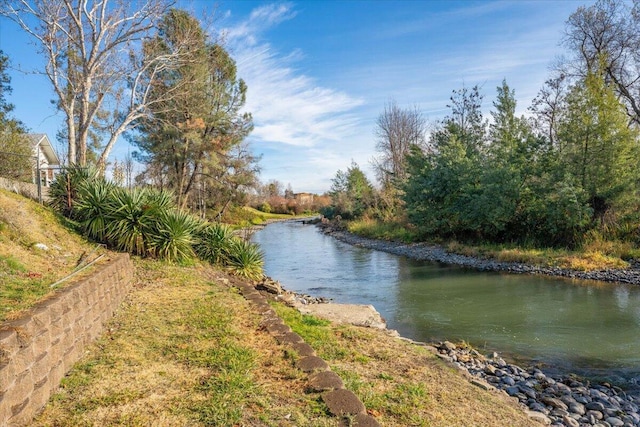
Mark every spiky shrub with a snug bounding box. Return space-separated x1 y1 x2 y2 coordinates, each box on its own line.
48 165 97 219
105 187 168 256
148 209 201 263
224 238 264 280
194 222 236 265
74 178 117 243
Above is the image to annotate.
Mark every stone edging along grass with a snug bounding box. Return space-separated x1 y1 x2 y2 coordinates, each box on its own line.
0 253 134 427
232 279 382 427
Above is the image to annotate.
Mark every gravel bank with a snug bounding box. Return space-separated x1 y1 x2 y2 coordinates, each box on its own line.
319 225 640 425
320 226 640 285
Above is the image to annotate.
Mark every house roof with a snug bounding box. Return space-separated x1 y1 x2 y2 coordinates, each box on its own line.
28 134 61 166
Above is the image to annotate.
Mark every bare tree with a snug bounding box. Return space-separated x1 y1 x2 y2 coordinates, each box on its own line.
0 0 194 170
373 100 427 187
562 0 640 125
529 73 569 149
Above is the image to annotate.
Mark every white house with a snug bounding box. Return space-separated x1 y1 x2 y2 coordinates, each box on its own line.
29 134 60 187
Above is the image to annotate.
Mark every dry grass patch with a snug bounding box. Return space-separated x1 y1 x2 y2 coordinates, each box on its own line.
34 259 339 427
273 302 538 427
0 189 108 322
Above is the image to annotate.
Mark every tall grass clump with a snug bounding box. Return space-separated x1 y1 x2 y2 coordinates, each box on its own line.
48 165 98 219
148 209 201 263
74 178 117 243
105 187 168 256
224 238 264 280
194 222 236 264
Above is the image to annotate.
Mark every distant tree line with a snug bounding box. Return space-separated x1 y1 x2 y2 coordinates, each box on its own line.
326 0 640 249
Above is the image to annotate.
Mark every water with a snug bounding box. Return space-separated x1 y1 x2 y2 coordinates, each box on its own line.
252 221 640 380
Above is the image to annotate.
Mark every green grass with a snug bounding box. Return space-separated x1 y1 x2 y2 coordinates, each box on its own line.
346 217 638 271
34 260 340 427
347 217 418 243
222 205 316 228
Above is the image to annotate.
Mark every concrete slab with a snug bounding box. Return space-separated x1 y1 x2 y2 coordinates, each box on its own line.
295 303 386 329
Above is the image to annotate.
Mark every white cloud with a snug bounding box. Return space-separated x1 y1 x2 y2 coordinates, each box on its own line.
223 3 297 46
223 4 364 151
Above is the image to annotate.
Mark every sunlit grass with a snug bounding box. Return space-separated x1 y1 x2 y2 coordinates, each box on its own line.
346 217 637 272
270 301 537 427
0 189 104 322
347 217 418 243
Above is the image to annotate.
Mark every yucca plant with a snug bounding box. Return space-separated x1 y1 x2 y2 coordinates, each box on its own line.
142 187 175 213
48 165 97 219
106 187 163 256
224 238 264 280
148 209 201 263
194 222 236 265
74 178 116 243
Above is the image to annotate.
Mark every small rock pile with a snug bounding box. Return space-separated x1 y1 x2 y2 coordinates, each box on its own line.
436 342 640 426
254 276 332 305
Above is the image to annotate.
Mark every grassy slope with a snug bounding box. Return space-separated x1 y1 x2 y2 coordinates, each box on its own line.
0 189 108 322
1 192 537 426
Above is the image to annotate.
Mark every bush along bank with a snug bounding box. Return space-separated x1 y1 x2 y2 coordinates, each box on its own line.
319 225 640 285
436 341 640 427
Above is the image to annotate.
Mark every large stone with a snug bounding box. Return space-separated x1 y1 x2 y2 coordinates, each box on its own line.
290 342 316 357
339 412 381 427
524 410 551 425
295 303 386 329
561 415 579 427
308 371 344 392
323 389 365 417
605 417 624 427
256 278 282 294
297 356 329 373
470 379 495 391
266 322 291 336
569 402 585 415
586 401 606 412
276 331 304 345
541 396 568 411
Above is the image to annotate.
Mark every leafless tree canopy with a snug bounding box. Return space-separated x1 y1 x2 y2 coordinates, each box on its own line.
562 0 640 125
373 100 427 186
0 0 195 169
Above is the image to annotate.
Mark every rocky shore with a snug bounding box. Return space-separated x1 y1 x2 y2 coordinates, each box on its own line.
319 225 640 285
435 341 640 426
313 224 640 426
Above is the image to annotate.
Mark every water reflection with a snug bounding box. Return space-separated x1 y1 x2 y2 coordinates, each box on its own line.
252 221 640 377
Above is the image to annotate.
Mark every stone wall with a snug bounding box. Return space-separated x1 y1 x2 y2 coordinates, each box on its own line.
0 253 134 426
0 177 49 203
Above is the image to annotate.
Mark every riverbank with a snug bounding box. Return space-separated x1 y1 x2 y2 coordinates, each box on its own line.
262 272 640 426
319 224 640 285
311 223 640 426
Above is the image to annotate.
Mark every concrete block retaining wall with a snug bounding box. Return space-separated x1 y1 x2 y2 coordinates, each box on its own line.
0 177 49 203
0 253 134 426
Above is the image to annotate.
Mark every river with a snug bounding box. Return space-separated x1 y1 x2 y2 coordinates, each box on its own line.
251 220 640 383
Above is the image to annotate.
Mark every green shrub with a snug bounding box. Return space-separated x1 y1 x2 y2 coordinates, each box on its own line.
106 188 166 256
194 222 236 265
224 238 264 280
148 209 201 263
48 166 97 219
74 178 117 243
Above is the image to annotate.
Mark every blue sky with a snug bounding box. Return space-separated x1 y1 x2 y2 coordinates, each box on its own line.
0 0 590 194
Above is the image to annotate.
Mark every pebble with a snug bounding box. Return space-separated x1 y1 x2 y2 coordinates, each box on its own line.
320 226 640 286
318 225 640 425
433 341 640 426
